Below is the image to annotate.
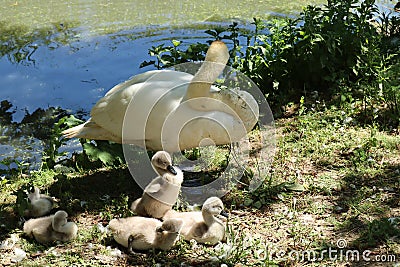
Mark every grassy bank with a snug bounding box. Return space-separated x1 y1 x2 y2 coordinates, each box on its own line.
0 103 399 266
1 0 399 266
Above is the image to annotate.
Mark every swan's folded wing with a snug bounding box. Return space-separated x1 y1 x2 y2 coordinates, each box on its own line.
90 83 142 139
91 70 192 143
104 70 163 97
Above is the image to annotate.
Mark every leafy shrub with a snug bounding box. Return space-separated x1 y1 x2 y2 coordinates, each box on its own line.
58 115 125 168
141 0 400 128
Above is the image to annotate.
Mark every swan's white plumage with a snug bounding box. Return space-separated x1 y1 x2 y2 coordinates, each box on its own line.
131 151 183 219
108 216 183 251
62 41 259 151
24 187 54 218
163 196 227 245
23 210 78 244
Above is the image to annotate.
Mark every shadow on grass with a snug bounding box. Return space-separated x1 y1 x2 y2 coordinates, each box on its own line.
0 203 21 240
47 167 143 218
0 167 143 240
332 163 400 255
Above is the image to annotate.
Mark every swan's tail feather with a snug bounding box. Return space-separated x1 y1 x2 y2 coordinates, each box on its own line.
61 123 86 139
61 120 122 143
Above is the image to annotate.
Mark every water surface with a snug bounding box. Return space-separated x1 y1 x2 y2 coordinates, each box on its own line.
1 0 322 35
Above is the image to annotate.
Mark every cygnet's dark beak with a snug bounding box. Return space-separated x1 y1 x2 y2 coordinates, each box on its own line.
156 226 164 233
220 210 229 218
167 165 177 175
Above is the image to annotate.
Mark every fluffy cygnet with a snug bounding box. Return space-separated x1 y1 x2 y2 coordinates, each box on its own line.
24 187 54 218
163 197 228 245
131 151 183 219
23 210 78 244
108 216 183 251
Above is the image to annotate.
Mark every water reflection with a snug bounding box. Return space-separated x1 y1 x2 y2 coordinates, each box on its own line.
0 21 81 66
0 24 220 169
0 100 71 171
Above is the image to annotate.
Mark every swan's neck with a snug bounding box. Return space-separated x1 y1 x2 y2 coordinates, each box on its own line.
52 218 67 232
30 188 40 201
156 232 179 250
54 221 75 233
183 61 226 102
202 210 222 226
153 166 167 176
163 169 183 185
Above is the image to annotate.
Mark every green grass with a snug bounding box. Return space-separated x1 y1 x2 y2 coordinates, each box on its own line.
0 105 399 266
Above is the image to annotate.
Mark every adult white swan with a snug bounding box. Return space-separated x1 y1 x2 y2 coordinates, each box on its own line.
62 41 259 152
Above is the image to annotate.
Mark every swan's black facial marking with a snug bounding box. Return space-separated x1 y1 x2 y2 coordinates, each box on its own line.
167 165 177 175
220 210 229 218
29 186 35 193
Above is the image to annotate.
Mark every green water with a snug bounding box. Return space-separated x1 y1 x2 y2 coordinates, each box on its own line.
1 0 324 35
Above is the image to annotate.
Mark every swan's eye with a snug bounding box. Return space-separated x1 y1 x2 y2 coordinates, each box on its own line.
162 225 171 231
157 158 168 167
212 205 222 211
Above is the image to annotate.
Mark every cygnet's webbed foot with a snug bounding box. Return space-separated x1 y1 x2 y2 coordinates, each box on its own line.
127 234 135 254
127 235 161 257
128 250 147 257
127 235 146 256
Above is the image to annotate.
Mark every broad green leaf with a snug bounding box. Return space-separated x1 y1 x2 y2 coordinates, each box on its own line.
244 198 253 206
253 200 262 209
171 40 181 47
285 182 305 192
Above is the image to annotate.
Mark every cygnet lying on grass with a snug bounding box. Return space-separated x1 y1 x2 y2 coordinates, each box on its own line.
163 197 228 245
131 151 183 219
23 210 78 244
108 216 183 251
24 186 54 218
